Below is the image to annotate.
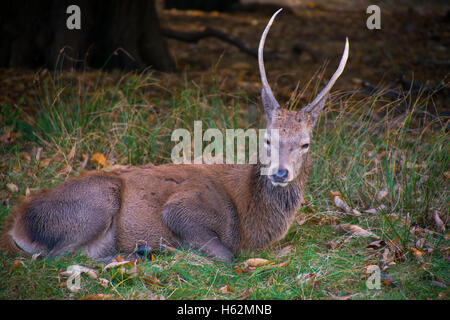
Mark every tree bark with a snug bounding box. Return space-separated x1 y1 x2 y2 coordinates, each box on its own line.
0 0 174 71
164 0 239 12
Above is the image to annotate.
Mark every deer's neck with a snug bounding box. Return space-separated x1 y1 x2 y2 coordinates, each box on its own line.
232 160 310 251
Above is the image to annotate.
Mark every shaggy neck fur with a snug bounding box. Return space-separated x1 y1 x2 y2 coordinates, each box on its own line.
237 155 311 251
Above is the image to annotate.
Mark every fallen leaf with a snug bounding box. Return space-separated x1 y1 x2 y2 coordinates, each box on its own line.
376 190 389 201
39 158 52 168
19 152 31 164
329 190 342 198
381 273 398 287
327 240 338 250
6 183 18 193
410 247 424 259
12 259 25 271
415 238 426 249
270 260 290 268
218 284 233 293
79 294 113 300
143 276 164 288
244 258 272 268
363 205 386 214
35 147 42 162
98 278 110 288
431 210 446 233
366 239 386 250
333 195 361 216
103 260 134 271
68 145 76 162
91 152 109 167
296 273 317 286
328 292 359 300
337 224 379 238
60 265 98 280
57 164 72 177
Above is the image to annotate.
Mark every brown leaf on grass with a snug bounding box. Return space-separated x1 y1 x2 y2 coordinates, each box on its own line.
244 258 272 268
218 284 233 294
415 238 426 249
91 152 109 167
103 260 134 271
328 292 359 300
6 183 18 193
363 205 386 214
444 171 450 180
366 239 386 250
115 254 124 262
57 165 72 177
19 152 31 164
143 276 165 288
39 158 52 168
270 260 289 268
235 258 287 274
431 210 446 233
410 247 424 259
332 195 361 217
67 145 76 162
0 129 21 145
329 190 342 198
327 240 339 250
337 224 379 239
98 278 110 288
60 265 98 280
376 190 389 201
381 239 406 269
35 147 43 162
79 293 113 300
12 259 25 271
296 273 317 286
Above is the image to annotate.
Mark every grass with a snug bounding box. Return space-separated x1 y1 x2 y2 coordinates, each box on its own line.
0 69 448 300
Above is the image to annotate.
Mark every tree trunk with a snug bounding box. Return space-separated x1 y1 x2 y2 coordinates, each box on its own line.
164 0 239 12
0 0 174 71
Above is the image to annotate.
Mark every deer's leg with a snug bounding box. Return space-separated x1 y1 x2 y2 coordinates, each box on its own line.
161 192 234 262
10 174 122 260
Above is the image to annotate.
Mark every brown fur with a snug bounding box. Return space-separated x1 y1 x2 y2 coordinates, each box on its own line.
0 10 347 262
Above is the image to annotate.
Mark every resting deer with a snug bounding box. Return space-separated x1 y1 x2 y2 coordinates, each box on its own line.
0 9 349 262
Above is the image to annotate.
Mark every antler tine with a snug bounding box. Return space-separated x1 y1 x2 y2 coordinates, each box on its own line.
259 8 283 110
304 37 349 110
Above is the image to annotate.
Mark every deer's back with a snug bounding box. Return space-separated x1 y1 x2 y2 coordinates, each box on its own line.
112 165 242 253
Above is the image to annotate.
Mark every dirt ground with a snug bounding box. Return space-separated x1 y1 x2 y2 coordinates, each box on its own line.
0 0 448 113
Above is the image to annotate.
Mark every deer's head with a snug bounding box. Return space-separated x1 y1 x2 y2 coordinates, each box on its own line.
259 9 349 187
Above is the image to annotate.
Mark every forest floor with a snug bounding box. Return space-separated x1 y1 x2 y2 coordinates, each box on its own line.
0 1 448 300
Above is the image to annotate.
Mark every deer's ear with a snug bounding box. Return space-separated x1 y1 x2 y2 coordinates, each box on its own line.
305 94 327 127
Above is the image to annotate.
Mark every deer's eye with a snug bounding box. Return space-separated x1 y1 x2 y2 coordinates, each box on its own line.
301 143 310 149
265 139 271 146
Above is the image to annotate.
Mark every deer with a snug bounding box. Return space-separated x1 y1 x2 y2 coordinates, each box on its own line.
0 9 349 262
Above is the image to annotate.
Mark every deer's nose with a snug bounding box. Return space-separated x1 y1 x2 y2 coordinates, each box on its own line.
272 169 289 183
